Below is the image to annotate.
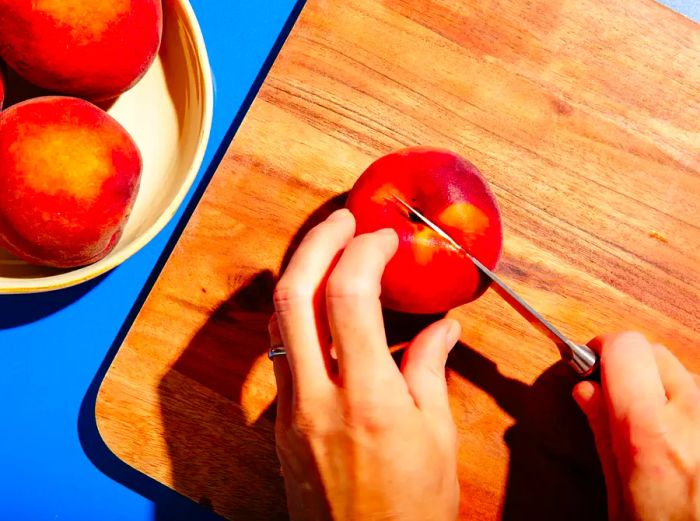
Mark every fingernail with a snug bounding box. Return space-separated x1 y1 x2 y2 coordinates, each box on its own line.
572 381 594 401
444 320 462 349
327 208 351 221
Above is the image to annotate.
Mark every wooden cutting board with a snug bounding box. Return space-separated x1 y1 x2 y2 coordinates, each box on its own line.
95 0 700 519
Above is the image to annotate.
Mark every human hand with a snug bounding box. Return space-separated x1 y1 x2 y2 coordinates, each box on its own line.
270 208 461 521
573 332 700 521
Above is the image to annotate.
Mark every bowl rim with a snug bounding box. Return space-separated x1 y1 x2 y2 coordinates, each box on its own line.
0 0 215 294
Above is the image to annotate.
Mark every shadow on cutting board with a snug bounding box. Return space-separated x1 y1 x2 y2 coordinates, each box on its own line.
154 195 349 519
154 194 607 520
447 346 607 520
154 278 607 520
157 271 285 520
157 270 285 519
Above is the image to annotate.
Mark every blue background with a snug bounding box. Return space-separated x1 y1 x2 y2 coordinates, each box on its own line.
0 1 696 519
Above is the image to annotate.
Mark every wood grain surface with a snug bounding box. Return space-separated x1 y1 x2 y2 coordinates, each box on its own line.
95 0 700 519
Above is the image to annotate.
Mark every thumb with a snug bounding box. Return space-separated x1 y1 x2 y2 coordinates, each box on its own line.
401 319 461 416
573 381 625 521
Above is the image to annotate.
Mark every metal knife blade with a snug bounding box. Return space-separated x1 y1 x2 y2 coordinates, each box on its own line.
391 194 598 377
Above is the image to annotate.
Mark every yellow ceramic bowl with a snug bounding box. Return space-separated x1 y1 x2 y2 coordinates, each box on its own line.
0 0 214 294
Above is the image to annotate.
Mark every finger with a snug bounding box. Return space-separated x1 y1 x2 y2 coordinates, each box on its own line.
573 381 625 521
273 209 355 393
326 229 401 390
595 332 666 420
269 314 292 425
651 344 698 402
402 319 461 416
269 312 283 347
273 359 293 424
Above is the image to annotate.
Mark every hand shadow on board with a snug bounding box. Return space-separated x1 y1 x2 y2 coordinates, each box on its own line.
156 192 607 520
446 344 607 520
155 194 348 520
157 269 284 520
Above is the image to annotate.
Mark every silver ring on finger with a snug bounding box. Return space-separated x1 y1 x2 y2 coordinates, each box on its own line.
268 345 287 360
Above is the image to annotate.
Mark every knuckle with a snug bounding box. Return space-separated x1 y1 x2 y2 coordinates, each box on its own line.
273 281 313 311
616 331 648 343
343 394 394 434
600 331 636 358
624 404 667 458
608 331 649 353
291 397 329 437
350 233 375 247
291 407 319 437
426 363 448 380
353 232 394 257
351 410 392 434
326 272 377 301
627 401 660 429
627 401 657 427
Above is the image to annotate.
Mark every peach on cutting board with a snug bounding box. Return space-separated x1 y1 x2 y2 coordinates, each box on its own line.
347 147 503 314
0 96 142 268
0 0 163 101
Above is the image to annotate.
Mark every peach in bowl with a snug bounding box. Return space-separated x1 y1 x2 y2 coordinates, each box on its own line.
0 0 214 293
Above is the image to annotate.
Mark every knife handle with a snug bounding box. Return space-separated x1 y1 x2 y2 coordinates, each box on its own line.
566 342 599 379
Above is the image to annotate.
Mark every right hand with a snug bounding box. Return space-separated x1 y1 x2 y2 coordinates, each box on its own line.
573 332 700 521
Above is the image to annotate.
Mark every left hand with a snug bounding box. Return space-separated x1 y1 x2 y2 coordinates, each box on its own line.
270 208 461 521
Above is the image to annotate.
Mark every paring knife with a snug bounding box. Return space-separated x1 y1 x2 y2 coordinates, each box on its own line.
391 194 599 378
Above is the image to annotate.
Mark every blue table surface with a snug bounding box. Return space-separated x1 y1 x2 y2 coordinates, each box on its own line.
0 1 696 520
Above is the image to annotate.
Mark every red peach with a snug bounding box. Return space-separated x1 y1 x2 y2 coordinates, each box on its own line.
0 96 142 268
0 0 162 101
0 66 4 110
346 147 503 314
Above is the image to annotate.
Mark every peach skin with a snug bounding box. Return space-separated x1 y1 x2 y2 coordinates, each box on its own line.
0 66 4 110
0 96 142 268
0 0 163 101
346 147 503 314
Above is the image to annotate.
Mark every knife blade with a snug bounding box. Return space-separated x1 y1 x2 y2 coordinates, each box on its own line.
391 194 599 378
